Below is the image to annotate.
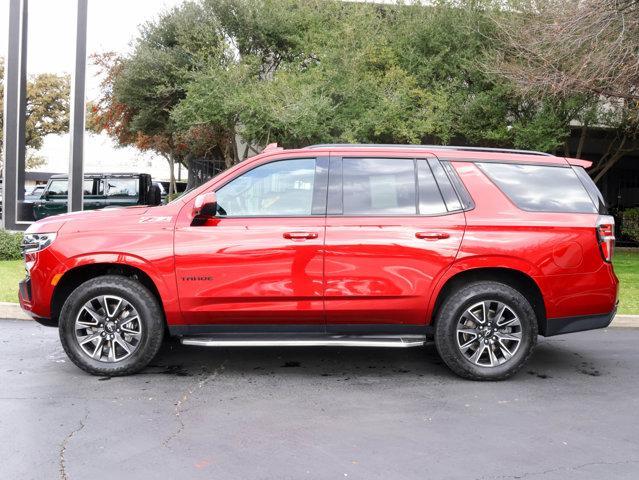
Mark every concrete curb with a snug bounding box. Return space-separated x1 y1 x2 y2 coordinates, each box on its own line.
0 302 30 320
1 301 639 327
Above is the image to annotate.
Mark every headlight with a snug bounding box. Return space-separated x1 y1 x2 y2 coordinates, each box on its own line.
21 233 57 255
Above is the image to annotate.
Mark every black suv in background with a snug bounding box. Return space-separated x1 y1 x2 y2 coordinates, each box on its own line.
32 173 160 220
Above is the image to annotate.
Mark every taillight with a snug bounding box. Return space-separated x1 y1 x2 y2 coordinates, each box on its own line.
596 215 615 262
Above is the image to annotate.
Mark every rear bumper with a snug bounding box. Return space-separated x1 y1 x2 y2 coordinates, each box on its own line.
541 306 617 337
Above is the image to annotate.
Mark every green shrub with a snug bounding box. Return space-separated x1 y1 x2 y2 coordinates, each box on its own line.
621 208 639 243
0 230 23 260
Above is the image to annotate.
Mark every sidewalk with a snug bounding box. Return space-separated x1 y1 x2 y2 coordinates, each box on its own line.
2 301 638 327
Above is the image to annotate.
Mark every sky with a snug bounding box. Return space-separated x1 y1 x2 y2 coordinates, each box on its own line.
1 0 186 179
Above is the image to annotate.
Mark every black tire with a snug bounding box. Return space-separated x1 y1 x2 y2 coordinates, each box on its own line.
59 275 164 376
434 281 537 381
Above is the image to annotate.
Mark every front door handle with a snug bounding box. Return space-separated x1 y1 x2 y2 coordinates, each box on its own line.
416 231 450 240
283 231 319 240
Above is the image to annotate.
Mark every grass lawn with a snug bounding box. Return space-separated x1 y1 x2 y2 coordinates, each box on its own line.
0 260 24 303
614 249 639 315
0 251 637 313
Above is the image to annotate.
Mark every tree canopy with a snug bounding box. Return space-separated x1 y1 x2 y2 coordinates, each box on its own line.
0 60 70 170
90 0 638 186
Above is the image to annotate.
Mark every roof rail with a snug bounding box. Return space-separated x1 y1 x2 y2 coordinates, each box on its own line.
303 144 553 157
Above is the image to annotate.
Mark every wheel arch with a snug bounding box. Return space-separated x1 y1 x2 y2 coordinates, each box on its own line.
429 266 547 333
50 261 165 325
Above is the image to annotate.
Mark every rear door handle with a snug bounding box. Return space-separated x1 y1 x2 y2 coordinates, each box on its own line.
283 231 319 240
416 231 450 240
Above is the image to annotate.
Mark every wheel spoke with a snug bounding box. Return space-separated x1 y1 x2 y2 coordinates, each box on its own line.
80 304 102 325
91 337 104 359
497 339 514 360
470 343 487 364
487 346 499 366
468 308 485 325
114 334 132 354
105 296 124 318
79 332 101 346
493 303 507 324
495 332 521 343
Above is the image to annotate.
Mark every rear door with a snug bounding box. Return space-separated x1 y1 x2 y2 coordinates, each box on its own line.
323 155 467 331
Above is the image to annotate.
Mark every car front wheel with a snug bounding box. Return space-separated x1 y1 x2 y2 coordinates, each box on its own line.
434 281 538 381
59 275 164 376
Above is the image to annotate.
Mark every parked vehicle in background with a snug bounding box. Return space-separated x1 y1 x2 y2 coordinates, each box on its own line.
19 144 618 380
25 185 46 202
32 173 160 220
155 180 188 203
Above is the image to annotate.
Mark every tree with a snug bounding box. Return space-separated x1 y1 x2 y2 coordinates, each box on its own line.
96 0 608 185
1 59 70 171
488 0 639 182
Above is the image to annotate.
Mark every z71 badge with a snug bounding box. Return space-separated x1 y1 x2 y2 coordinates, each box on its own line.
139 216 173 224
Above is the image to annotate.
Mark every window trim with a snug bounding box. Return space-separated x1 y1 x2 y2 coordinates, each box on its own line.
211 156 328 219
477 161 598 215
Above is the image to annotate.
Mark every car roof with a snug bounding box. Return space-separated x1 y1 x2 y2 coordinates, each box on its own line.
49 173 144 179
279 143 572 166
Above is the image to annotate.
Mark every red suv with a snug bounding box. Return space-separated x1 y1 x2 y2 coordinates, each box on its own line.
19 144 618 380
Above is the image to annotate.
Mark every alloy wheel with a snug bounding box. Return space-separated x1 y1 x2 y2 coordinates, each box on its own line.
74 295 143 362
456 300 522 367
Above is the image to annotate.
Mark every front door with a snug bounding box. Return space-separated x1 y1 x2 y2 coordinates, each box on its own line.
174 157 328 330
323 156 466 330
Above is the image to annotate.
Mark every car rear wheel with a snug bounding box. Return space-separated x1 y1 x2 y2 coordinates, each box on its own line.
59 275 164 376
434 281 537 381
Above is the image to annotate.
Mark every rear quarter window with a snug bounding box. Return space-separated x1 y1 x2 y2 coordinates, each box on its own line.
478 162 597 214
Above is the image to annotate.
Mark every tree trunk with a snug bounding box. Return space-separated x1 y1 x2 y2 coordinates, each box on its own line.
593 136 628 183
575 126 587 159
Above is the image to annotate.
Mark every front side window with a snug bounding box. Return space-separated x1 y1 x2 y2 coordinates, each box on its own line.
216 158 316 216
47 180 68 196
342 158 416 215
479 162 597 213
107 178 139 198
46 179 99 196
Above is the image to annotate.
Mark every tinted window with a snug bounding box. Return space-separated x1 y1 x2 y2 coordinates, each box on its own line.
107 178 139 198
428 159 462 211
342 158 416 215
417 160 447 214
216 159 316 216
47 180 68 196
46 179 99 196
573 166 607 214
479 163 597 213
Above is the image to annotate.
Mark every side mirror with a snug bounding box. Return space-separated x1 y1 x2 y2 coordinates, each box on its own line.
193 192 217 218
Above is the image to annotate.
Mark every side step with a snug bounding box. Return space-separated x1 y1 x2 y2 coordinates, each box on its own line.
180 334 427 348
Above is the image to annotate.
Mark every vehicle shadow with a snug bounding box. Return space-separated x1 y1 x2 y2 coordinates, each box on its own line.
140 336 603 381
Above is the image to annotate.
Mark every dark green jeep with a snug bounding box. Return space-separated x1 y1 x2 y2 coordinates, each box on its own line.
32 173 159 220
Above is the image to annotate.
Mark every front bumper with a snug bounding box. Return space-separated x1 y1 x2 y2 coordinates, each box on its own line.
541 306 617 337
19 277 57 327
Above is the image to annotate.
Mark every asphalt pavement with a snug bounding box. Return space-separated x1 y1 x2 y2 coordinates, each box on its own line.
1 319 638 480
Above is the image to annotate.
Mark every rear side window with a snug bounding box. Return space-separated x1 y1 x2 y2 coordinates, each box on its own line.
417 160 448 214
342 158 416 215
573 166 607 214
478 163 597 214
107 178 139 198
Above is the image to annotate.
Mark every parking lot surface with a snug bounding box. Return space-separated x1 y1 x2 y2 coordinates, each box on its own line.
1 319 638 480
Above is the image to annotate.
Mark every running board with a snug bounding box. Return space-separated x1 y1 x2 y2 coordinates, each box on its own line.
180 334 427 348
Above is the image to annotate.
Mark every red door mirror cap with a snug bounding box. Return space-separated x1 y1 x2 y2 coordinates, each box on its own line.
193 192 218 218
